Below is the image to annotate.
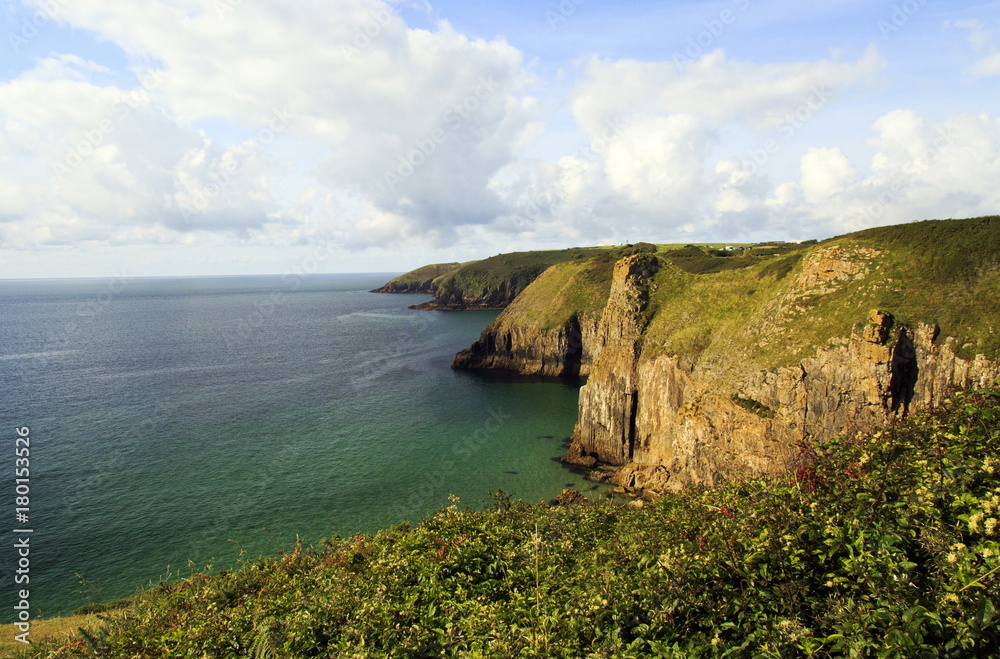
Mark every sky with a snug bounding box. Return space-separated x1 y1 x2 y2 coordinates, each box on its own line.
0 0 998 278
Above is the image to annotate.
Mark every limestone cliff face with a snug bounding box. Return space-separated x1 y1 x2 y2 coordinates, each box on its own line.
568 246 1000 494
452 313 600 376
413 281 522 310
569 254 659 464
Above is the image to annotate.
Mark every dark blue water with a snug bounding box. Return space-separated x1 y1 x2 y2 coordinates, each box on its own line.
0 274 599 620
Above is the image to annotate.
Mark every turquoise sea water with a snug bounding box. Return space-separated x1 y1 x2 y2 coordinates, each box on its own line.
0 274 601 621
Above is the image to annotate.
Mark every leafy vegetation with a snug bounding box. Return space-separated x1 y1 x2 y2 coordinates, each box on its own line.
733 395 777 419
20 387 1000 658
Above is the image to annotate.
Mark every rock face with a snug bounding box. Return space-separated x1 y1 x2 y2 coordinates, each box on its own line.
411 282 523 311
452 312 600 376
555 489 589 506
566 250 1000 495
569 254 659 463
373 281 437 294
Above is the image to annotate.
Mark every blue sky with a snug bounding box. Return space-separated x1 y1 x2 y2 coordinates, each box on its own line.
1 0 998 278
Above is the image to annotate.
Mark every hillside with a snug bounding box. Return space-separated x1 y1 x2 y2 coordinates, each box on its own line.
371 262 464 294
378 246 640 310
453 217 1000 493
15 389 1000 657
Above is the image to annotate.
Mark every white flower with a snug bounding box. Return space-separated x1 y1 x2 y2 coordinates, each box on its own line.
986 518 998 536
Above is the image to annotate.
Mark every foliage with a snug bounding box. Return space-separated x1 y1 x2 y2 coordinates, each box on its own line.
733 395 777 419
756 252 804 281
21 388 1000 658
74 598 133 615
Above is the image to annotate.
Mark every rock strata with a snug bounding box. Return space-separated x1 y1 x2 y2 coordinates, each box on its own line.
452 313 600 376
566 254 1000 496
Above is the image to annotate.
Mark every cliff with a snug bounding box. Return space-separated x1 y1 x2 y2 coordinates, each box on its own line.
454 217 1000 495
372 262 463 294
384 246 653 311
451 258 612 375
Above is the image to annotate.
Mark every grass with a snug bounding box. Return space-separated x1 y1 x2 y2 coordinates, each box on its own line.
16 386 1000 658
0 614 98 657
375 262 464 292
638 217 1000 372
433 247 618 306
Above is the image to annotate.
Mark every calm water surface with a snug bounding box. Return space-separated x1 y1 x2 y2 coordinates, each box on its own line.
0 274 601 620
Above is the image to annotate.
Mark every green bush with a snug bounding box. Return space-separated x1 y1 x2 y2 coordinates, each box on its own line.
22 387 1000 658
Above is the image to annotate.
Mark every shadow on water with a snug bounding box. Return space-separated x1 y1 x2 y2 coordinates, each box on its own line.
453 367 587 388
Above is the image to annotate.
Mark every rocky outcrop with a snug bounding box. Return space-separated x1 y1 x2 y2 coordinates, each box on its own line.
372 263 462 295
412 281 525 311
567 249 1000 496
555 489 589 506
452 313 600 376
565 254 659 465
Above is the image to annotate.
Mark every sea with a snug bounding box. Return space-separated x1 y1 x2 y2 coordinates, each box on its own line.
0 273 603 621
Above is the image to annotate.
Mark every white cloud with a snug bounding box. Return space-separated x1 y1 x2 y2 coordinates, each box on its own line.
504 46 885 243
2 0 542 253
966 52 1000 79
567 45 884 135
800 147 857 204
945 18 992 50
763 111 1000 238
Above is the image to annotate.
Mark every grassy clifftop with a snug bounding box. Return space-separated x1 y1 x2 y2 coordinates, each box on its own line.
372 262 464 294
17 388 1000 657
378 245 660 309
638 216 1000 374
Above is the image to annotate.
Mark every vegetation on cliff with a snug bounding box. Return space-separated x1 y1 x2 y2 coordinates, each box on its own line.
389 244 657 310
18 387 1000 657
372 262 464 294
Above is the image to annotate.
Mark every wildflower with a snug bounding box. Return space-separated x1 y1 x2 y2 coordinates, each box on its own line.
981 548 994 559
987 518 998 536
947 552 958 564
825 580 834 588
943 593 959 605
970 512 984 533
711 635 721 647
952 543 967 551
